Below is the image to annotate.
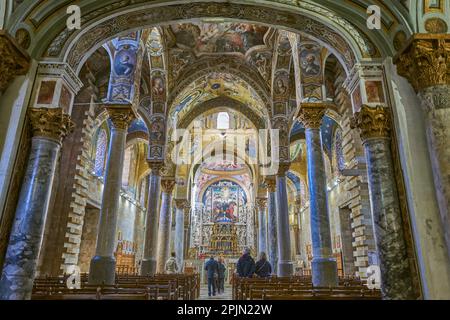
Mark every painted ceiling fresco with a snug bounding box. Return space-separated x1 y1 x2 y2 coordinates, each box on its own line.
171 72 266 121
202 160 247 173
169 22 269 56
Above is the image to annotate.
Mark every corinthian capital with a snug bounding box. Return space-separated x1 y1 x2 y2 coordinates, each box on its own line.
395 34 450 92
147 161 164 175
297 103 328 129
105 104 135 130
256 198 267 210
0 31 30 93
161 178 176 193
28 108 74 144
264 176 277 193
350 105 391 143
174 199 189 210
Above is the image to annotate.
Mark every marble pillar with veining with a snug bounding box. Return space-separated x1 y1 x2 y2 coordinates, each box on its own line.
174 200 189 272
141 164 162 275
265 178 278 275
275 167 294 277
352 105 415 300
156 179 176 274
0 108 72 300
395 36 450 260
419 85 450 258
299 103 338 287
89 106 134 285
256 198 268 255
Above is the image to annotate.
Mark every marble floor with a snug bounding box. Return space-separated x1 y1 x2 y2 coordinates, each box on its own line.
198 285 233 300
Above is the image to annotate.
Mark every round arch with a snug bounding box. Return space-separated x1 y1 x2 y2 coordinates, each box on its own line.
6 1 408 74
177 96 267 130
197 176 252 204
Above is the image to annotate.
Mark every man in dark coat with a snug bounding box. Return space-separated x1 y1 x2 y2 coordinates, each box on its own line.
255 252 272 278
204 256 219 296
236 248 256 278
217 258 226 294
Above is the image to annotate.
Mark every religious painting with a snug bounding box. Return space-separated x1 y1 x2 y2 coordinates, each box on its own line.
151 73 165 99
37 80 56 104
365 81 385 103
203 160 246 172
59 84 72 113
202 180 247 223
274 72 289 97
170 22 268 55
114 47 136 76
149 116 165 145
300 46 321 77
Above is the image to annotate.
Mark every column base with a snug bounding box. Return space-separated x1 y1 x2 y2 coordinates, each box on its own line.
88 256 116 285
140 258 157 276
277 260 294 277
312 257 338 287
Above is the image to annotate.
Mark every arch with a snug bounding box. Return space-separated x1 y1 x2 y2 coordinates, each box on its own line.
8 1 407 74
197 177 251 204
177 96 267 129
168 56 271 115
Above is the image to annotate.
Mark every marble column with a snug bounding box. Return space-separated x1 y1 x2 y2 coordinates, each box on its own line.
396 35 450 258
298 103 338 287
256 198 268 255
156 178 176 274
174 199 189 272
0 31 30 93
265 177 278 274
140 163 162 275
352 105 415 299
0 108 73 300
275 165 294 276
89 105 134 285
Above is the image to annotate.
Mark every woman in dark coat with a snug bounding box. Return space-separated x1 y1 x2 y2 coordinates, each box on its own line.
255 252 272 278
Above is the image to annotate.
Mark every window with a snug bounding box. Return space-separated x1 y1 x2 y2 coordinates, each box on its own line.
94 130 107 176
122 146 132 187
216 112 230 130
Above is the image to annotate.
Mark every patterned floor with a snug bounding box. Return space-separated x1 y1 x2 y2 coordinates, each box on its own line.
199 285 233 300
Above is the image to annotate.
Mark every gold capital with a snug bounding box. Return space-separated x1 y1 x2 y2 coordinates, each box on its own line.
0 31 30 92
264 176 277 193
105 104 135 130
147 161 164 175
174 199 189 210
256 198 267 210
297 103 328 129
350 105 391 143
28 108 74 144
395 34 450 92
161 178 176 193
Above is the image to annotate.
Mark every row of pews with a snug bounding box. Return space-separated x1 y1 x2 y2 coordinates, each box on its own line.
232 275 382 300
32 273 200 300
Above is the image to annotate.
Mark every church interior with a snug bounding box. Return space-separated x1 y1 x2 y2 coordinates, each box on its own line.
0 0 450 301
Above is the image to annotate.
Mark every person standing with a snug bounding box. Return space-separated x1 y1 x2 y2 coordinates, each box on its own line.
255 252 272 278
204 256 219 296
236 248 256 278
165 252 179 274
217 257 226 294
